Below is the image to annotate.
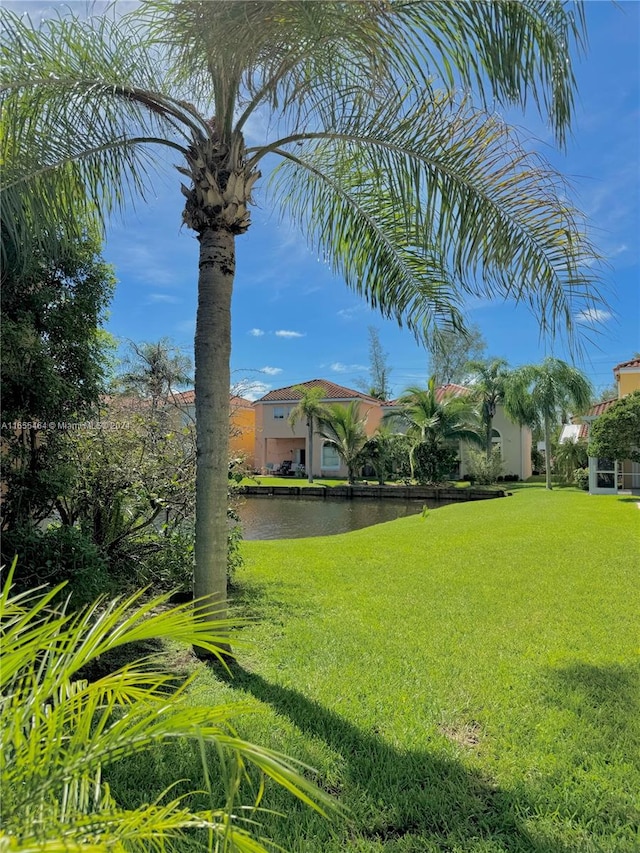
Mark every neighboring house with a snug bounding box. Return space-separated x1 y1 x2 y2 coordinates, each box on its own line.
383 384 532 481
172 390 256 469
253 379 385 478
580 357 640 494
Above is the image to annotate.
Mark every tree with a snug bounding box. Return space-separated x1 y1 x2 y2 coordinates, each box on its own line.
555 435 589 481
2 1 606 624
509 357 593 490
467 358 516 459
428 324 487 386
356 326 392 401
119 338 192 412
389 378 483 482
588 391 640 464
287 386 328 484
316 401 369 484
362 425 405 485
1 226 115 529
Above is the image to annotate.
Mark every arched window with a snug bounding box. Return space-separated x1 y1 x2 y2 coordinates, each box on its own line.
491 428 502 456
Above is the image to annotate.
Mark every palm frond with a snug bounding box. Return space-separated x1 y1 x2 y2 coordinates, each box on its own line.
1 573 337 851
265 88 604 350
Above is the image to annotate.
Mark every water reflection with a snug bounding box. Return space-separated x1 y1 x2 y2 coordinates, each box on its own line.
237 495 449 540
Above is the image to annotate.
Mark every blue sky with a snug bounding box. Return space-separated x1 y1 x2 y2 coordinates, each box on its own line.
11 1 640 398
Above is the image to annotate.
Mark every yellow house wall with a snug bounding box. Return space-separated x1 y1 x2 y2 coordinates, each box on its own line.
229 403 255 468
617 369 640 398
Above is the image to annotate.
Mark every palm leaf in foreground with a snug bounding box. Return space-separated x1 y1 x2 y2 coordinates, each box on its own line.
0 563 335 852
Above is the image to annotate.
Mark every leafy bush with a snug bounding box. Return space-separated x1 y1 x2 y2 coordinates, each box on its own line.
464 447 504 485
0 566 333 852
412 442 458 484
1 523 112 606
573 467 589 490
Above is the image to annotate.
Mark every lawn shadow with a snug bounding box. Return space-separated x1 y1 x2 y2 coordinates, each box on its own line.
215 660 574 852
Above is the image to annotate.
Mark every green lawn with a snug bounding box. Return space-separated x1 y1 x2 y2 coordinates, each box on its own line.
110 487 640 852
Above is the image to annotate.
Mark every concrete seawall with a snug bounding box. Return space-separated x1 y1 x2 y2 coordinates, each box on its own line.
239 485 507 501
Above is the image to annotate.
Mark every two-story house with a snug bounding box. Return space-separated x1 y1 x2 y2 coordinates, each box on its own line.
253 379 385 478
382 384 532 481
582 357 640 494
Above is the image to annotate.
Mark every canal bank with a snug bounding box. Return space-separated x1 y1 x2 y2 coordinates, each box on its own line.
239 484 507 501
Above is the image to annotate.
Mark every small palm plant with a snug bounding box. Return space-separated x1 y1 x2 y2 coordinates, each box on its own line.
0 563 332 852
316 402 369 485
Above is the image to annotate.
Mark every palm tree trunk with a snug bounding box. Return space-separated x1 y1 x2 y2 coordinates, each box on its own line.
194 226 234 649
307 420 314 483
544 415 553 491
485 417 493 459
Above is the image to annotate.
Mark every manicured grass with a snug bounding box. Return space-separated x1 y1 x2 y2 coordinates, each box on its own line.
109 488 640 852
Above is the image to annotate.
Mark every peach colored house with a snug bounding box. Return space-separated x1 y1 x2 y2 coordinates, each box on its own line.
253 379 385 478
582 357 640 494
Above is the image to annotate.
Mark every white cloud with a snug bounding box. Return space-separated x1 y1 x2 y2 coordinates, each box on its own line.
242 381 272 402
275 329 304 338
337 305 364 321
331 362 366 374
248 328 265 337
260 366 283 375
575 308 613 325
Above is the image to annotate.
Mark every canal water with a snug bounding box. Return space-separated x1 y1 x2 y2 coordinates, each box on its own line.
237 495 450 540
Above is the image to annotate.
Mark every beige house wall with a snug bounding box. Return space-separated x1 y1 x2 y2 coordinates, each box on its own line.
616 368 640 398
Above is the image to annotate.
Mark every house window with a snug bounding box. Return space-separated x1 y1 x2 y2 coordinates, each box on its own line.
273 406 285 419
595 457 616 489
322 443 340 469
491 429 502 456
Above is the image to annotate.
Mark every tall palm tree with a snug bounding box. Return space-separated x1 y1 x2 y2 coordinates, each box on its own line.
316 401 369 484
467 358 516 459
1 1 605 623
390 378 483 480
509 357 593 490
287 385 328 484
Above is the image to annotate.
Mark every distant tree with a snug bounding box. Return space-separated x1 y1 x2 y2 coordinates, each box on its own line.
509 358 593 490
316 401 369 484
428 324 487 385
588 391 640 464
1 227 115 528
356 327 392 401
119 338 192 412
593 383 618 403
288 386 328 484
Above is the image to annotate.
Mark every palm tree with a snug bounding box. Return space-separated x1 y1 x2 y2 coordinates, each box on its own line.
287 385 328 484
316 401 369 484
467 358 516 459
509 357 593 490
2 1 605 623
362 424 400 485
1 565 332 852
390 378 483 481
119 338 193 413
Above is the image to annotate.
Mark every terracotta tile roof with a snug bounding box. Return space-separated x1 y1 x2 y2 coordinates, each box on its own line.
172 389 195 404
579 423 590 440
585 398 618 417
170 391 253 408
613 357 640 372
256 379 383 405
435 383 471 402
385 383 471 407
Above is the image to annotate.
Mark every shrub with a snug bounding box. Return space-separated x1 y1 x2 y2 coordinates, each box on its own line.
573 467 589 490
464 447 504 485
1 523 112 606
0 566 333 852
